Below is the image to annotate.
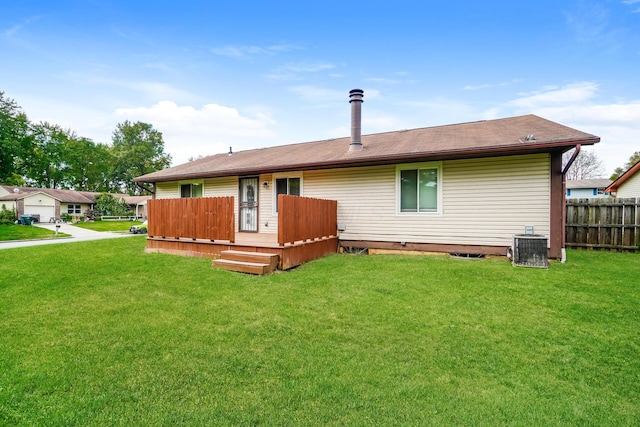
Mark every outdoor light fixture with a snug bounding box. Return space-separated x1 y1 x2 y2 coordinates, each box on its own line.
263 181 268 188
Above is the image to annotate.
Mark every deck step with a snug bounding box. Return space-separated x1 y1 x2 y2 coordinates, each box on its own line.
222 250 279 267
213 250 280 275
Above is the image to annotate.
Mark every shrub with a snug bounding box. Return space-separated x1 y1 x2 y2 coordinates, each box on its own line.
95 193 128 216
0 206 17 225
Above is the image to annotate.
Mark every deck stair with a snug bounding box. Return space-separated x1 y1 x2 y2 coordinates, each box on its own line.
213 250 280 275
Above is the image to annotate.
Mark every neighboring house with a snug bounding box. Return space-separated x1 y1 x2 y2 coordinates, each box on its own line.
606 160 640 198
133 89 600 259
122 195 152 219
0 186 151 220
0 186 97 221
566 179 612 198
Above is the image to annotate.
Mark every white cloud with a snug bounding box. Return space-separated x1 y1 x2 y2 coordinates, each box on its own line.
509 82 599 109
2 15 41 37
63 73 196 102
264 62 338 81
282 62 335 73
288 86 344 104
210 43 301 58
462 79 524 91
288 86 381 106
366 77 399 84
495 81 640 174
3 24 22 37
114 101 277 165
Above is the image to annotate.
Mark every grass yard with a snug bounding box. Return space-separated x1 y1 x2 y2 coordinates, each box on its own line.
0 224 70 241
1 239 638 426
73 220 144 232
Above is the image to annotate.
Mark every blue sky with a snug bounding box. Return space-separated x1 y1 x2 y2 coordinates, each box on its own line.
1 0 639 175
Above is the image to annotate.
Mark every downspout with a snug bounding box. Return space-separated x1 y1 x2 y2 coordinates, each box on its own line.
560 144 581 263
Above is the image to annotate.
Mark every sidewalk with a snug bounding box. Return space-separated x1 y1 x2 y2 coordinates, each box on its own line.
0 222 139 250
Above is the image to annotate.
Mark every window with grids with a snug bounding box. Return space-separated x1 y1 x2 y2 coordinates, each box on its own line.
67 204 82 214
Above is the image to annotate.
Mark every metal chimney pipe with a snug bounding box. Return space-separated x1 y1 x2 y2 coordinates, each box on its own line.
349 89 364 151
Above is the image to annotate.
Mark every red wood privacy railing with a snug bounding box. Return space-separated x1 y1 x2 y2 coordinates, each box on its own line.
278 194 337 245
147 197 235 242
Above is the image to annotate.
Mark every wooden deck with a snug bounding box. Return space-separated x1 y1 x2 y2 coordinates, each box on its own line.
145 232 338 270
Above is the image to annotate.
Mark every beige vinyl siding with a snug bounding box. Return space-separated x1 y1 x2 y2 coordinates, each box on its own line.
155 176 274 234
259 175 277 234
203 177 237 197
204 176 239 232
1 201 17 211
617 172 640 198
303 154 550 248
155 182 181 199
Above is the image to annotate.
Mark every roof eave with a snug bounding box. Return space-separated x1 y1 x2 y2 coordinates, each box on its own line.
605 160 640 192
133 137 599 183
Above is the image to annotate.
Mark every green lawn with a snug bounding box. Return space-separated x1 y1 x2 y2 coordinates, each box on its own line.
73 220 143 232
1 239 638 425
0 224 70 241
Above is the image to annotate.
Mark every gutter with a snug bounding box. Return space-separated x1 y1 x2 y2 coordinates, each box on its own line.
133 138 600 184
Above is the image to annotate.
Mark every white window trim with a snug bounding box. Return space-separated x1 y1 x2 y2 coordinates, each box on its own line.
271 172 303 215
396 161 443 216
67 204 82 214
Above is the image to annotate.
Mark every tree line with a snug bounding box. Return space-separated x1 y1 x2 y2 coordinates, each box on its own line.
0 91 171 195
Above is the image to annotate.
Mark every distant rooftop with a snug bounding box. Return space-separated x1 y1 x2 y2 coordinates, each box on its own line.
566 179 612 189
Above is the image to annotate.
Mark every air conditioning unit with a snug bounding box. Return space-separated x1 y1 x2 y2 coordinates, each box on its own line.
512 235 548 268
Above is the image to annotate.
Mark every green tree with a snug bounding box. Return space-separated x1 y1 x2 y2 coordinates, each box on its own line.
94 193 128 216
22 122 73 188
610 151 640 180
0 92 32 184
64 137 115 192
110 121 171 194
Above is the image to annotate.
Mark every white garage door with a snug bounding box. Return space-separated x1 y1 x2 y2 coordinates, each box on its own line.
23 205 55 221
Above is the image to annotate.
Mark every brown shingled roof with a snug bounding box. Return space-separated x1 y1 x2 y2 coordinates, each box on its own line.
133 114 600 183
0 186 132 203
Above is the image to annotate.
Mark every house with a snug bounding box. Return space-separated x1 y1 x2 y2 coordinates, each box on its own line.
121 195 152 219
0 186 151 221
566 179 612 198
133 89 600 262
0 186 97 221
605 160 640 198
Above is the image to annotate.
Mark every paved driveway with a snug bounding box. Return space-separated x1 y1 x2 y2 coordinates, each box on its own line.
0 222 139 250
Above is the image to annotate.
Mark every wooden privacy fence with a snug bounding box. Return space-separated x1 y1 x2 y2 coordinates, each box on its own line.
278 195 337 245
147 197 235 242
566 198 640 251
